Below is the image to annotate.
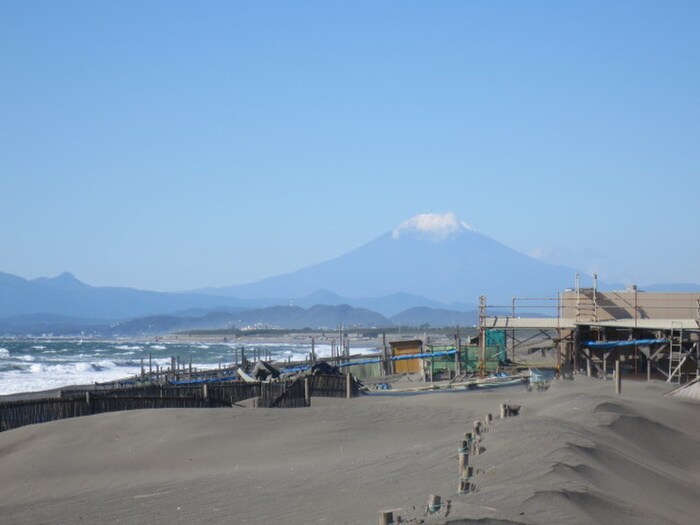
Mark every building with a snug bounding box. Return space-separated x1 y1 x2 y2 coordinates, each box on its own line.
481 280 700 383
389 339 423 374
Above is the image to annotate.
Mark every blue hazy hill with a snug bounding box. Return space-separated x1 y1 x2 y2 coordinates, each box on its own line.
0 271 246 320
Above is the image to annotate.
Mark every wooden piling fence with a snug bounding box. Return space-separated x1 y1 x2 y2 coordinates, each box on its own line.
256 379 308 408
0 394 220 432
308 374 359 398
1 373 359 431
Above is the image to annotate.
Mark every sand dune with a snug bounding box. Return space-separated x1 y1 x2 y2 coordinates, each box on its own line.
1 378 699 524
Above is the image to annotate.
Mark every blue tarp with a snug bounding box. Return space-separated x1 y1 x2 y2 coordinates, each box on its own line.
389 349 457 361
170 374 237 385
292 350 458 370
338 358 382 367
280 365 311 374
332 350 458 368
584 338 668 349
530 368 556 383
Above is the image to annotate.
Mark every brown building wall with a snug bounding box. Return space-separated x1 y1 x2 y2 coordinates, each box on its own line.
561 290 700 321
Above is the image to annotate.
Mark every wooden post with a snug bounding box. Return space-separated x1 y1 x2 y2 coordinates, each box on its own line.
455 334 461 376
149 352 153 374
459 463 474 489
140 357 145 377
472 435 482 455
479 296 487 377
304 377 310 406
586 356 591 377
647 354 651 381
500 403 507 419
427 494 441 514
473 420 481 436
485 413 493 426
382 333 388 376
603 353 608 379
458 451 469 476
85 391 90 408
311 338 316 363
379 511 393 525
429 345 434 383
346 373 352 399
615 359 621 395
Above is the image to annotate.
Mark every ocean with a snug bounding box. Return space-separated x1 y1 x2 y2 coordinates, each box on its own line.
0 339 379 396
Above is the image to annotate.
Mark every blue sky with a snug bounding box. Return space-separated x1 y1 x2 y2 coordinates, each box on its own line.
1 1 698 291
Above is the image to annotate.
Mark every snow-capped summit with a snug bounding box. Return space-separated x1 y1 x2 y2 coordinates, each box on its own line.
391 212 474 241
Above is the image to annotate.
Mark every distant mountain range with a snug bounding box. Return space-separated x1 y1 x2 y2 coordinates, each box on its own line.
0 271 478 335
0 271 467 320
2 213 698 336
0 305 481 337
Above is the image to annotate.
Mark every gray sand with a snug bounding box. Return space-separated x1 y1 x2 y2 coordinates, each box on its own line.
1 378 699 524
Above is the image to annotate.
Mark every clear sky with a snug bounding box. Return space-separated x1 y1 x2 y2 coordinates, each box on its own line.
1 1 698 291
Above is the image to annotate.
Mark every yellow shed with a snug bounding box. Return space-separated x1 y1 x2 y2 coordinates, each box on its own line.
390 339 423 374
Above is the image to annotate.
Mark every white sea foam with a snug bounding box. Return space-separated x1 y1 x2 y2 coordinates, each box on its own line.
0 348 9 358
29 363 45 373
0 359 143 396
31 345 46 350
114 345 142 351
150 345 167 350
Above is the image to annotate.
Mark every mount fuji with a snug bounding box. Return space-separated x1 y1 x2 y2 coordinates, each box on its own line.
206 213 584 306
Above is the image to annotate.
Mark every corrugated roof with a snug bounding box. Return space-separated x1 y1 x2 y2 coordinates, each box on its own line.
482 317 700 331
483 317 577 329
583 319 700 330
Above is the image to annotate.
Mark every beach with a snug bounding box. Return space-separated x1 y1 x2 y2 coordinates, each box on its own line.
1 377 699 524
